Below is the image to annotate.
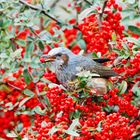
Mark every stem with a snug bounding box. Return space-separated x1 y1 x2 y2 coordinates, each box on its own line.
50 0 59 8
8 83 23 91
29 27 40 38
98 0 108 29
83 0 93 6
35 86 47 109
40 16 44 31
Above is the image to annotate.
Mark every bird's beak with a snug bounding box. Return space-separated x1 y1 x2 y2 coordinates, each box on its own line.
41 54 56 62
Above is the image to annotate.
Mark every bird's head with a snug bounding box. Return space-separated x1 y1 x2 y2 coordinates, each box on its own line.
41 47 75 67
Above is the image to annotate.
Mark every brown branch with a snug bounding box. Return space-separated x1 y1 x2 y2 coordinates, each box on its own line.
98 0 108 29
40 16 44 31
83 0 93 6
29 27 41 38
128 115 140 126
35 86 47 109
19 0 80 30
50 0 59 8
19 0 61 24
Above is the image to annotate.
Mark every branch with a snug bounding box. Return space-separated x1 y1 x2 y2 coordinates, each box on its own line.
19 0 61 24
99 0 108 21
7 83 23 91
50 0 59 8
128 115 140 126
19 0 80 30
83 0 93 6
29 27 41 38
35 86 48 109
98 0 108 29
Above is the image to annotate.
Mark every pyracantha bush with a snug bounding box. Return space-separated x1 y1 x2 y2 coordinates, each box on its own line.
0 0 140 140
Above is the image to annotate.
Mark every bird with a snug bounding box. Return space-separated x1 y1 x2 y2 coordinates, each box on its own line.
41 47 118 95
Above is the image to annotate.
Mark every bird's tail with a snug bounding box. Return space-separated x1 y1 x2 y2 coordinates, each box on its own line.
94 65 118 78
100 69 118 78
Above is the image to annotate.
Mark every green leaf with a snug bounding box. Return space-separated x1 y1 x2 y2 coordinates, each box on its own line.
34 106 46 115
103 105 112 113
5 102 13 110
113 48 123 55
7 131 17 138
33 77 40 83
23 69 32 84
15 39 26 46
65 118 80 136
128 26 140 35
56 111 63 118
48 126 58 136
0 84 12 93
23 89 34 97
0 52 8 58
126 37 140 46
107 81 113 90
132 82 140 96
38 41 44 51
2 19 12 29
118 81 128 94
24 42 34 62
122 42 129 51
43 96 51 107
12 48 22 58
39 91 47 96
97 52 101 58
30 62 40 69
5 102 19 110
65 130 80 137
112 32 116 41
92 52 98 58
78 39 86 50
96 121 102 132
68 118 80 130
27 42 34 54
70 110 81 119
127 0 135 4
19 97 32 107
40 78 51 84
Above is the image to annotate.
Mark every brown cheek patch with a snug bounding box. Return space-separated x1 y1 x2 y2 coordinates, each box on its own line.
61 54 69 64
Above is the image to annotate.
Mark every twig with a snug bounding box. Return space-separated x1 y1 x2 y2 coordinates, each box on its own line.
128 115 140 126
50 0 59 8
19 0 61 24
98 0 108 29
35 86 47 109
40 16 44 31
19 0 80 30
7 83 23 91
29 27 41 38
83 0 93 6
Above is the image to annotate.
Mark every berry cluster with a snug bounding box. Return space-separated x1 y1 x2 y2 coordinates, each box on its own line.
79 1 124 55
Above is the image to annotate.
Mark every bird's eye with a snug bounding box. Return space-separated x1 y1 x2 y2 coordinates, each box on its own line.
56 53 62 57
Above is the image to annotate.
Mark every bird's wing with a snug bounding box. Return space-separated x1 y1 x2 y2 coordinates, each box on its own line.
92 58 110 63
83 53 110 63
69 56 117 78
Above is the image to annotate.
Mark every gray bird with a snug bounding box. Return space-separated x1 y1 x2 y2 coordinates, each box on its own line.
41 47 117 94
